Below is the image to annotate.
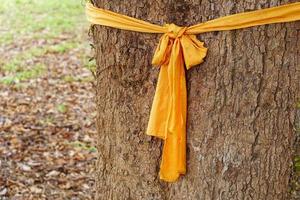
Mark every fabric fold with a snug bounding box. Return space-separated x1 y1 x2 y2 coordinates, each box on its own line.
85 2 300 182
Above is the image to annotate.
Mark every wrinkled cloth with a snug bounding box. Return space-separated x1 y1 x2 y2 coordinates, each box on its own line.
86 2 300 182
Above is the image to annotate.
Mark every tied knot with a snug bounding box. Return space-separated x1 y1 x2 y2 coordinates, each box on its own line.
165 23 187 39
152 24 208 69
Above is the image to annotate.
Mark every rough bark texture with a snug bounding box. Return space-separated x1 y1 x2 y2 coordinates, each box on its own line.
91 0 300 199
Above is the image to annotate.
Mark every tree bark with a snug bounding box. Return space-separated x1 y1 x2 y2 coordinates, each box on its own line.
91 0 300 199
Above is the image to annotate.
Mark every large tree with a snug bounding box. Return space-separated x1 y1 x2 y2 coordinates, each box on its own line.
90 0 300 199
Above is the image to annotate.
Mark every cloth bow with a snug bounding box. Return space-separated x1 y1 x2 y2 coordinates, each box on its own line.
85 2 300 182
148 23 207 181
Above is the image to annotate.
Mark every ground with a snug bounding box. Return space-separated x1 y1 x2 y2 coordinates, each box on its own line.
0 0 97 199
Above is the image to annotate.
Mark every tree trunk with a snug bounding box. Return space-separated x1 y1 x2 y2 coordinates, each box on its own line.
91 0 300 199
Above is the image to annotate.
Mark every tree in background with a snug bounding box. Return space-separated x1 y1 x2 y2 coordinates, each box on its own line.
90 0 300 199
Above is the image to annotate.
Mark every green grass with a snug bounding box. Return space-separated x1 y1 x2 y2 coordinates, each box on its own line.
56 104 68 113
2 60 22 73
295 156 300 172
68 141 97 153
0 42 80 85
83 57 96 73
47 42 79 54
0 0 86 45
0 64 46 84
296 101 300 109
0 0 93 85
62 75 94 83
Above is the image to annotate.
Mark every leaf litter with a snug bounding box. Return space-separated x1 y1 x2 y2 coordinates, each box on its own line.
0 2 97 199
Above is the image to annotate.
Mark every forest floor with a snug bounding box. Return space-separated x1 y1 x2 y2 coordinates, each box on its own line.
0 0 97 199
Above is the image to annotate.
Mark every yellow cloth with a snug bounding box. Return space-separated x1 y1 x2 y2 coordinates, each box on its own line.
86 2 300 182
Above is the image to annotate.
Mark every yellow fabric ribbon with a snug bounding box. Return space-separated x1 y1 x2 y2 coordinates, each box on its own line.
86 2 300 182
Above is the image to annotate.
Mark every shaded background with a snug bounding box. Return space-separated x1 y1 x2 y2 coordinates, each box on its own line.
0 0 97 199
